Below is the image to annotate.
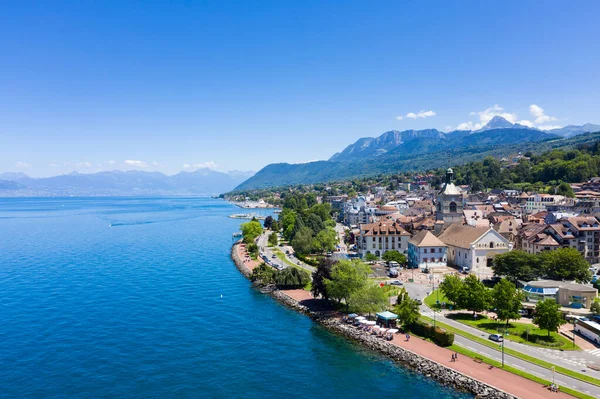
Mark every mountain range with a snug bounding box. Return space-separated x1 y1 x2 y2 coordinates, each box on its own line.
0 169 255 197
234 117 600 191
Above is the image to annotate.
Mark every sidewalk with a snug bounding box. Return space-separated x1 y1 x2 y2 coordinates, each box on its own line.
390 333 572 399
236 243 260 271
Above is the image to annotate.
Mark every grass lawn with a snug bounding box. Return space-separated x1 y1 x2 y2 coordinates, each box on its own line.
273 248 301 269
420 315 599 388
448 312 577 350
424 289 454 310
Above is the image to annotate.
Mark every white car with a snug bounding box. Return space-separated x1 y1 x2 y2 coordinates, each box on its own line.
389 280 403 286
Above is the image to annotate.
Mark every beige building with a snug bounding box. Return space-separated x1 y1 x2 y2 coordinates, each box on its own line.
545 217 600 263
357 220 411 258
438 223 512 276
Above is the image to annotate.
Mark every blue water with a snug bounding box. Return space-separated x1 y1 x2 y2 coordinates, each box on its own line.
0 197 470 398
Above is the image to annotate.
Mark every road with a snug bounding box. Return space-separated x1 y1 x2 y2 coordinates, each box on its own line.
257 232 315 274
402 281 600 396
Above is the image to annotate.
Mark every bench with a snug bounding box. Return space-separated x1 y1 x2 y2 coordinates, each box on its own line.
473 357 484 364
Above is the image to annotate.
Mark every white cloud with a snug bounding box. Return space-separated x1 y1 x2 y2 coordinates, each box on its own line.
108 160 116 165
529 104 558 124
49 163 59 167
183 161 217 170
397 110 436 121
537 124 562 131
517 120 535 128
15 161 31 168
125 160 149 168
76 161 92 168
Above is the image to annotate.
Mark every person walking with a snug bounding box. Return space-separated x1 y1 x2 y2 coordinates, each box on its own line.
455 352 458 361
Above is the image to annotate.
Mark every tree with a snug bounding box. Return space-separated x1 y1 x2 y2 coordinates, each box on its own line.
311 258 334 300
268 232 278 247
492 250 541 284
291 226 314 255
556 182 575 198
250 263 275 285
540 248 592 283
439 274 463 307
270 220 279 233
348 283 388 315
591 299 600 315
492 279 524 327
396 297 420 328
275 267 311 288
241 220 263 244
365 253 378 262
313 228 338 253
457 275 490 316
324 260 370 307
263 215 274 229
533 299 565 338
382 250 407 265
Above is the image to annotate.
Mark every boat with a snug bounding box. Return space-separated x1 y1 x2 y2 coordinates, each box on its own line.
228 213 266 220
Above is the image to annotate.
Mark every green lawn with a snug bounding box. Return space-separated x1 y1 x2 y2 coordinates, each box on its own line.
424 289 453 310
448 312 577 350
421 315 599 389
273 249 301 269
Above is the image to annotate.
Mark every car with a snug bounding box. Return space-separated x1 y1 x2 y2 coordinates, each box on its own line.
389 280 403 286
285 250 290 255
518 309 527 316
272 254 277 258
489 334 504 342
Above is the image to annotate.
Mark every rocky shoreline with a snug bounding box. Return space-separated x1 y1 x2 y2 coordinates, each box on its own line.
231 243 517 399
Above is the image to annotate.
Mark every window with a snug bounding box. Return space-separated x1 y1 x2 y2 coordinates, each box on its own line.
424 248 428 253
449 202 457 213
439 258 443 262
489 242 494 249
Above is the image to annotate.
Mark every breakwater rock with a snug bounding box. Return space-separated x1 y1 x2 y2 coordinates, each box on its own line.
231 243 517 399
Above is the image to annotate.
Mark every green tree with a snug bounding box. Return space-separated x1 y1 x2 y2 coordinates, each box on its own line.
533 299 565 338
291 226 314 255
270 220 279 232
311 258 334 300
539 248 592 283
241 220 263 244
458 275 490 316
396 297 420 328
492 279 524 327
365 253 378 262
556 182 575 198
591 299 600 315
313 228 338 253
250 263 276 285
268 232 278 247
439 274 463 307
275 267 311 288
492 250 541 284
324 260 370 307
382 250 407 265
348 282 388 315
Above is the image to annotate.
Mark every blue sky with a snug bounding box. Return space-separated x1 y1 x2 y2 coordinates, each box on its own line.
1 1 599 177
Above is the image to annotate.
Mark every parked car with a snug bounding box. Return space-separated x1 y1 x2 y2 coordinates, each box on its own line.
389 280 403 286
272 254 277 258
518 309 527 316
489 334 504 342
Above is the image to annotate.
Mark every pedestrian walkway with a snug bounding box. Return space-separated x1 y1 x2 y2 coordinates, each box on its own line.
389 333 571 399
586 348 600 357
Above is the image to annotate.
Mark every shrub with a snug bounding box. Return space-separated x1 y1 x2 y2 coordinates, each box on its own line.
433 327 454 347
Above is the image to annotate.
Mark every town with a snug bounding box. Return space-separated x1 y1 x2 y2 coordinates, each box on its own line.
230 148 600 399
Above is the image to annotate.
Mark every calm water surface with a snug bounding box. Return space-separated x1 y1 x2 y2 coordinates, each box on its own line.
0 197 471 398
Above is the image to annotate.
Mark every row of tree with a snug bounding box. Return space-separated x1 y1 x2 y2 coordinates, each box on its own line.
250 263 311 289
492 248 591 284
440 275 565 337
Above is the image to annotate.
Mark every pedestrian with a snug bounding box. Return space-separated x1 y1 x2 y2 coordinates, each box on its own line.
455 352 458 361
451 354 455 362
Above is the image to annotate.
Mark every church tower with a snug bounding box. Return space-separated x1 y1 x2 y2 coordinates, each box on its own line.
435 168 464 235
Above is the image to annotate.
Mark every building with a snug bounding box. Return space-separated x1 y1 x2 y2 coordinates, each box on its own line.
357 220 411 258
407 230 447 270
545 216 600 263
438 223 512 276
435 168 464 234
525 194 565 214
522 280 598 309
